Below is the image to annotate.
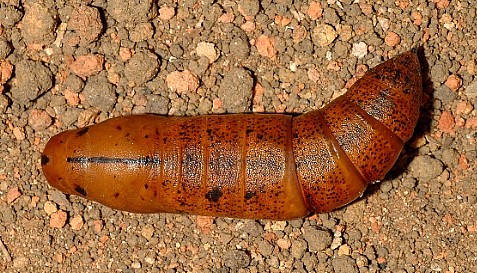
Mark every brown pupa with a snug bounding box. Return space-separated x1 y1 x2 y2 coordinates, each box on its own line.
41 50 422 220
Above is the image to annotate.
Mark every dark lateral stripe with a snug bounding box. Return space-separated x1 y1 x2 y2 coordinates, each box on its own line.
67 156 161 165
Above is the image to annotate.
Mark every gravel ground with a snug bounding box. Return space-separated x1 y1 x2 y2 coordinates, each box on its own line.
1 0 476 272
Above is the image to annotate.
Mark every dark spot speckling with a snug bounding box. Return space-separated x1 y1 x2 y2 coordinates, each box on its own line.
76 127 89 136
205 187 223 202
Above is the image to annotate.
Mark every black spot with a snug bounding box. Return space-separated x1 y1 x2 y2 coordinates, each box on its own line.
246 129 253 134
154 190 157 197
395 70 402 80
144 184 149 189
116 125 122 131
114 192 120 198
244 191 256 200
74 185 87 196
183 153 195 165
206 129 212 134
205 187 223 202
76 127 89 136
41 155 49 165
257 134 263 140
144 134 149 139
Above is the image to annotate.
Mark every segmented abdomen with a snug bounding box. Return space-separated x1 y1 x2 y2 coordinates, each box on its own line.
41 50 422 220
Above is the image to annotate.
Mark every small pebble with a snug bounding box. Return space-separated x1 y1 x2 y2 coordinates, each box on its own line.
6 187 21 204
312 24 337 47
196 216 214 234
12 127 25 140
68 5 102 45
124 51 160 86
291 239 307 258
330 236 342 250
384 31 401 46
302 227 332 252
166 70 200 93
438 111 455 134
241 21 256 32
21 3 57 44
70 215 84 231
93 220 104 233
255 35 276 59
10 60 53 103
445 74 462 92
351 42 368 58
332 255 358 273
28 109 52 131
44 201 58 215
131 261 141 269
465 117 477 129
129 22 154 42
224 249 250 269
270 221 287 231
0 60 13 84
140 224 154 240
196 42 218 63
409 155 444 182
50 210 68 229
378 17 390 31
218 12 234 23
159 6 175 21
257 240 274 256
276 238 291 249
337 244 351 256
237 0 260 17
465 81 477 99
307 2 323 20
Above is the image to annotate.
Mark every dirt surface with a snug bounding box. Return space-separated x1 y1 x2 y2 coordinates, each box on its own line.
1 0 476 272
